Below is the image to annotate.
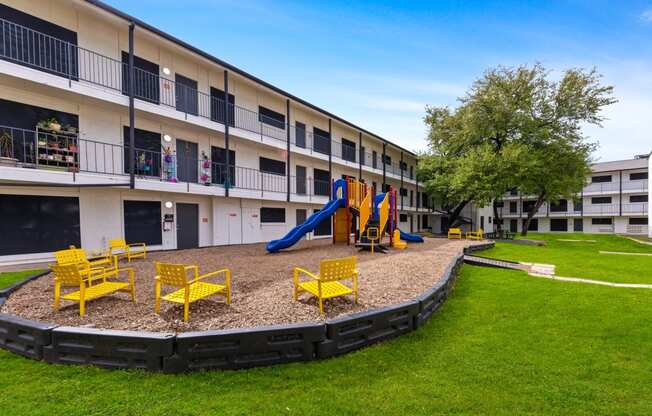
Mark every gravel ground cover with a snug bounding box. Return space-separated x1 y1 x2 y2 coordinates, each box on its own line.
1 237 475 332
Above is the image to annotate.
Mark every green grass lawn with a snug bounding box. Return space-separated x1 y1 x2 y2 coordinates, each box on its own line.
0 270 45 290
1 250 652 414
480 232 652 284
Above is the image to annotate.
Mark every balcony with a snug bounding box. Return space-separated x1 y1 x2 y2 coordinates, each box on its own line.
0 18 415 182
0 125 330 200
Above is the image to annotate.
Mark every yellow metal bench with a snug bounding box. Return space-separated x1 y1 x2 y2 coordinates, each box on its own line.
52 263 135 316
155 262 231 322
466 228 484 240
447 228 462 239
293 256 358 313
108 238 147 262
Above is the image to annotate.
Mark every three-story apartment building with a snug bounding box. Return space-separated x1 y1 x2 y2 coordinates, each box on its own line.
481 155 650 236
0 0 433 265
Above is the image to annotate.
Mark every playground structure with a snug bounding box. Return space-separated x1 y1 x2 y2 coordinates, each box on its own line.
267 178 423 253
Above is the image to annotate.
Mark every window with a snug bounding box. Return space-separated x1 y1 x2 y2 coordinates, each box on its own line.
121 52 160 104
410 190 414 206
341 138 356 162
592 218 612 225
488 216 492 224
124 200 162 246
522 200 537 212
522 218 539 231
175 74 198 115
211 146 235 186
359 146 366 165
259 157 286 176
313 208 331 236
550 199 568 212
509 201 517 213
314 168 330 196
550 218 567 232
295 121 306 148
258 106 285 129
592 196 612 204
313 127 330 155
0 195 80 255
400 188 408 196
409 165 414 179
630 172 648 180
210 87 235 126
574 218 583 232
372 151 378 169
382 183 391 193
0 4 78 80
296 165 307 195
591 175 612 183
260 207 285 223
421 192 429 208
383 155 392 165
400 161 407 171
630 195 648 203
573 200 583 212
123 126 161 177
400 214 408 222
629 217 648 225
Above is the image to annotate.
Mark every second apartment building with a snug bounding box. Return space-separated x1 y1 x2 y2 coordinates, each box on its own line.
0 0 433 265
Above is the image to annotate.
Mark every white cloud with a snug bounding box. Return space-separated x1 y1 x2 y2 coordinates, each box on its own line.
641 8 652 22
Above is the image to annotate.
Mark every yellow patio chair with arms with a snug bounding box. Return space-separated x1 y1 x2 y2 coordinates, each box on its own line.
447 228 462 239
52 262 135 316
293 256 358 314
109 238 147 262
54 246 113 284
466 228 484 240
154 262 231 322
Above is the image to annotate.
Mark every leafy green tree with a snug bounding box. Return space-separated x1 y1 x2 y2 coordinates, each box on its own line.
419 64 615 234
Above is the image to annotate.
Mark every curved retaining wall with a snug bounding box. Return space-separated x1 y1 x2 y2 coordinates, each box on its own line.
0 243 494 373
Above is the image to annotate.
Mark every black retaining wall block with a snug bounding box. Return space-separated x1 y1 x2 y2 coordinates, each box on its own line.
416 254 464 327
0 297 5 307
43 326 174 371
0 313 56 360
164 322 326 373
317 300 419 359
463 242 495 254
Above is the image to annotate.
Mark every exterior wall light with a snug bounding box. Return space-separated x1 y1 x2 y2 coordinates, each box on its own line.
164 201 173 209
163 134 172 142
162 67 171 75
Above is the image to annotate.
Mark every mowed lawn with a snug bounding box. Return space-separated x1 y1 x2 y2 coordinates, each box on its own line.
480 232 652 284
1 244 652 415
0 269 45 289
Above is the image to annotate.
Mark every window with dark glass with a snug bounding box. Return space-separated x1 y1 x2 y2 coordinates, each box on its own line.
400 161 407 171
121 52 160 104
591 175 612 183
211 146 235 186
314 168 330 196
591 196 612 204
400 188 408 196
383 155 392 165
410 190 413 206
592 218 612 225
259 106 285 130
509 201 517 213
630 195 648 203
629 217 648 225
550 199 568 212
313 127 330 155
259 157 286 176
341 138 356 162
573 200 583 212
210 87 234 126
522 200 537 212
295 165 307 195
410 165 414 179
175 74 198 115
522 218 539 231
123 126 161 177
0 4 78 80
260 207 285 223
550 218 567 231
372 151 378 169
400 214 408 222
360 146 366 165
295 121 306 148
574 218 583 231
630 172 648 180
0 194 80 255
124 200 162 245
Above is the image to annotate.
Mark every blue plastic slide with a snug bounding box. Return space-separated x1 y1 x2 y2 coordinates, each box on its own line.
399 229 424 243
266 179 347 253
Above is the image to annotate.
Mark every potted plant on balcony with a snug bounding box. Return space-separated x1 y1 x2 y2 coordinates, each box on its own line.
0 131 18 167
41 117 62 132
200 151 211 185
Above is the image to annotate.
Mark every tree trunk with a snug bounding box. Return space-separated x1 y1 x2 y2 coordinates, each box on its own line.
448 200 469 228
521 192 546 237
493 203 503 234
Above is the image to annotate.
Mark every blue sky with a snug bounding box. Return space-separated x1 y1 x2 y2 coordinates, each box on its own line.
106 0 652 161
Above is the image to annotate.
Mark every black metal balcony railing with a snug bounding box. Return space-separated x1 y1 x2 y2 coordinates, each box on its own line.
0 18 419 174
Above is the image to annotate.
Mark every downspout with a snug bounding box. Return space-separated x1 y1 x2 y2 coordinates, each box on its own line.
128 22 135 189
224 70 230 197
286 99 290 202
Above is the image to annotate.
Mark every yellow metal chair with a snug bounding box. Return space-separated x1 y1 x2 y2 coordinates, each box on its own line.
447 228 462 239
54 246 113 284
154 262 231 322
466 228 484 240
52 262 136 316
109 238 147 262
293 256 358 313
